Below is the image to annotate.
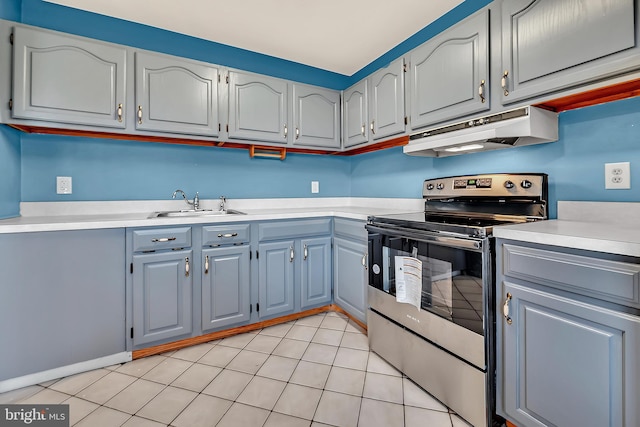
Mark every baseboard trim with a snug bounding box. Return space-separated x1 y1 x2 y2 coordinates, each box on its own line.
133 304 367 360
0 352 132 394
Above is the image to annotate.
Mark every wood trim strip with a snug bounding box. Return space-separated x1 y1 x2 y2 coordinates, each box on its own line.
132 305 337 359
331 304 368 332
535 78 640 112
340 135 409 156
506 421 518 427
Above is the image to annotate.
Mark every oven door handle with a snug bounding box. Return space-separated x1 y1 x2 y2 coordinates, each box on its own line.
365 224 482 250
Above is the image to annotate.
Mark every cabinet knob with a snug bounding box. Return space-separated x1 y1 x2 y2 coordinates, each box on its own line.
503 292 512 325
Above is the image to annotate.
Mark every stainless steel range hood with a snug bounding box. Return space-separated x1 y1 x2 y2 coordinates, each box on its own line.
404 106 558 157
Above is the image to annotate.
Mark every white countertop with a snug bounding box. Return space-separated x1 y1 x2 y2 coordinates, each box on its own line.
0 198 424 234
494 201 640 257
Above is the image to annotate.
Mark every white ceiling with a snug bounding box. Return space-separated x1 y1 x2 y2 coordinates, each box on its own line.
43 0 463 75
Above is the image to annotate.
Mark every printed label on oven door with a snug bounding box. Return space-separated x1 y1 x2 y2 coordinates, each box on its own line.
394 256 422 311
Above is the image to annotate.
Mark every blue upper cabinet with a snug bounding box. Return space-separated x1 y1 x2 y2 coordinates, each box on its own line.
342 80 368 148
500 0 639 104
12 25 127 128
368 57 406 141
408 8 489 130
227 71 289 144
292 84 341 149
135 51 219 137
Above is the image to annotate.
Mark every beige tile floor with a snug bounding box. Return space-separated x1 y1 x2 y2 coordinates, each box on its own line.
0 312 473 427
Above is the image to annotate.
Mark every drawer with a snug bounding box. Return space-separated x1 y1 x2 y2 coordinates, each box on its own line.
132 227 191 252
334 218 367 241
258 218 332 241
503 244 640 308
202 223 250 246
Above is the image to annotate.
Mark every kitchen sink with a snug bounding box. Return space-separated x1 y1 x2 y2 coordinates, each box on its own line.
149 209 246 218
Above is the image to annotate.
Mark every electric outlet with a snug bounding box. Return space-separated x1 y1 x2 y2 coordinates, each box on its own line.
604 162 630 189
56 176 72 194
311 181 319 194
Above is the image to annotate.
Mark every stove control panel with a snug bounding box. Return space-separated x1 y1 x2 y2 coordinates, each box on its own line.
423 173 547 199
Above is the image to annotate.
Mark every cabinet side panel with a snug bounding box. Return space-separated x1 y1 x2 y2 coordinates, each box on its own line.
0 230 126 380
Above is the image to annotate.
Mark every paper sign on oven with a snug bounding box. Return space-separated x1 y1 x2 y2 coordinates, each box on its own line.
395 255 422 310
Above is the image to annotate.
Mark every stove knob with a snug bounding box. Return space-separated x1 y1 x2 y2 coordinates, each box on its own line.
426 184 434 190
436 183 444 190
504 180 515 189
521 180 532 189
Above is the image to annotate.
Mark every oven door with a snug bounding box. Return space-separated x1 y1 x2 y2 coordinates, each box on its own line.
366 222 491 370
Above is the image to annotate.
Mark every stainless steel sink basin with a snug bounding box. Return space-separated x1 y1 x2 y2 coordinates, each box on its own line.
149 209 246 218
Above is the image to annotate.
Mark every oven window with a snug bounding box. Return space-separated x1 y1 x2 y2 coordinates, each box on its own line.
380 237 484 335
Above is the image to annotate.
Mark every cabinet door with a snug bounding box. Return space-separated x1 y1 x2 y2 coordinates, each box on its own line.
228 71 288 143
368 57 405 140
292 84 340 149
132 250 192 347
300 236 332 309
342 80 368 148
12 26 127 128
258 240 295 318
135 52 218 136
333 237 368 323
202 246 251 332
500 281 640 427
501 0 637 104
409 9 489 130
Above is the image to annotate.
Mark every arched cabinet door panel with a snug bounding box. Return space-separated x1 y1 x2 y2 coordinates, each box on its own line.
12 26 127 128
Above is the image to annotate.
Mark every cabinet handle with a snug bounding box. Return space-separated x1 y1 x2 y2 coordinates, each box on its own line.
361 124 365 136
370 120 375 135
303 244 308 260
295 127 300 140
284 124 288 138
137 105 143 124
478 80 486 103
151 237 176 242
362 253 368 270
503 292 512 325
117 103 123 122
185 257 190 277
501 71 509 96
204 255 209 274
217 233 238 238
290 246 295 262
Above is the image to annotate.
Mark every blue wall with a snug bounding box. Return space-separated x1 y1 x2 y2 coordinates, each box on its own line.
0 126 21 219
20 136 351 201
351 96 640 218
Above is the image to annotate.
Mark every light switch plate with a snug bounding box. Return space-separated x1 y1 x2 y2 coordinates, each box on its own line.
56 176 72 194
311 181 319 194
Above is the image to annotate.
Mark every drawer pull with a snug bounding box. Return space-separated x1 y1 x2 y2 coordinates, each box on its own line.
362 253 368 270
290 246 295 263
303 244 308 260
185 257 190 277
137 105 143 124
117 103 123 122
204 255 209 274
217 233 238 238
501 70 509 96
503 292 512 325
151 237 177 243
478 80 486 103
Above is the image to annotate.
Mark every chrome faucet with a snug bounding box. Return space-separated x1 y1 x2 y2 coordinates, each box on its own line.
172 189 200 210
219 196 226 212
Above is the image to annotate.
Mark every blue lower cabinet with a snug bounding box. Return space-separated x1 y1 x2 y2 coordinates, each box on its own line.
300 236 332 309
333 236 368 323
202 245 251 332
258 240 295 318
132 249 193 347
